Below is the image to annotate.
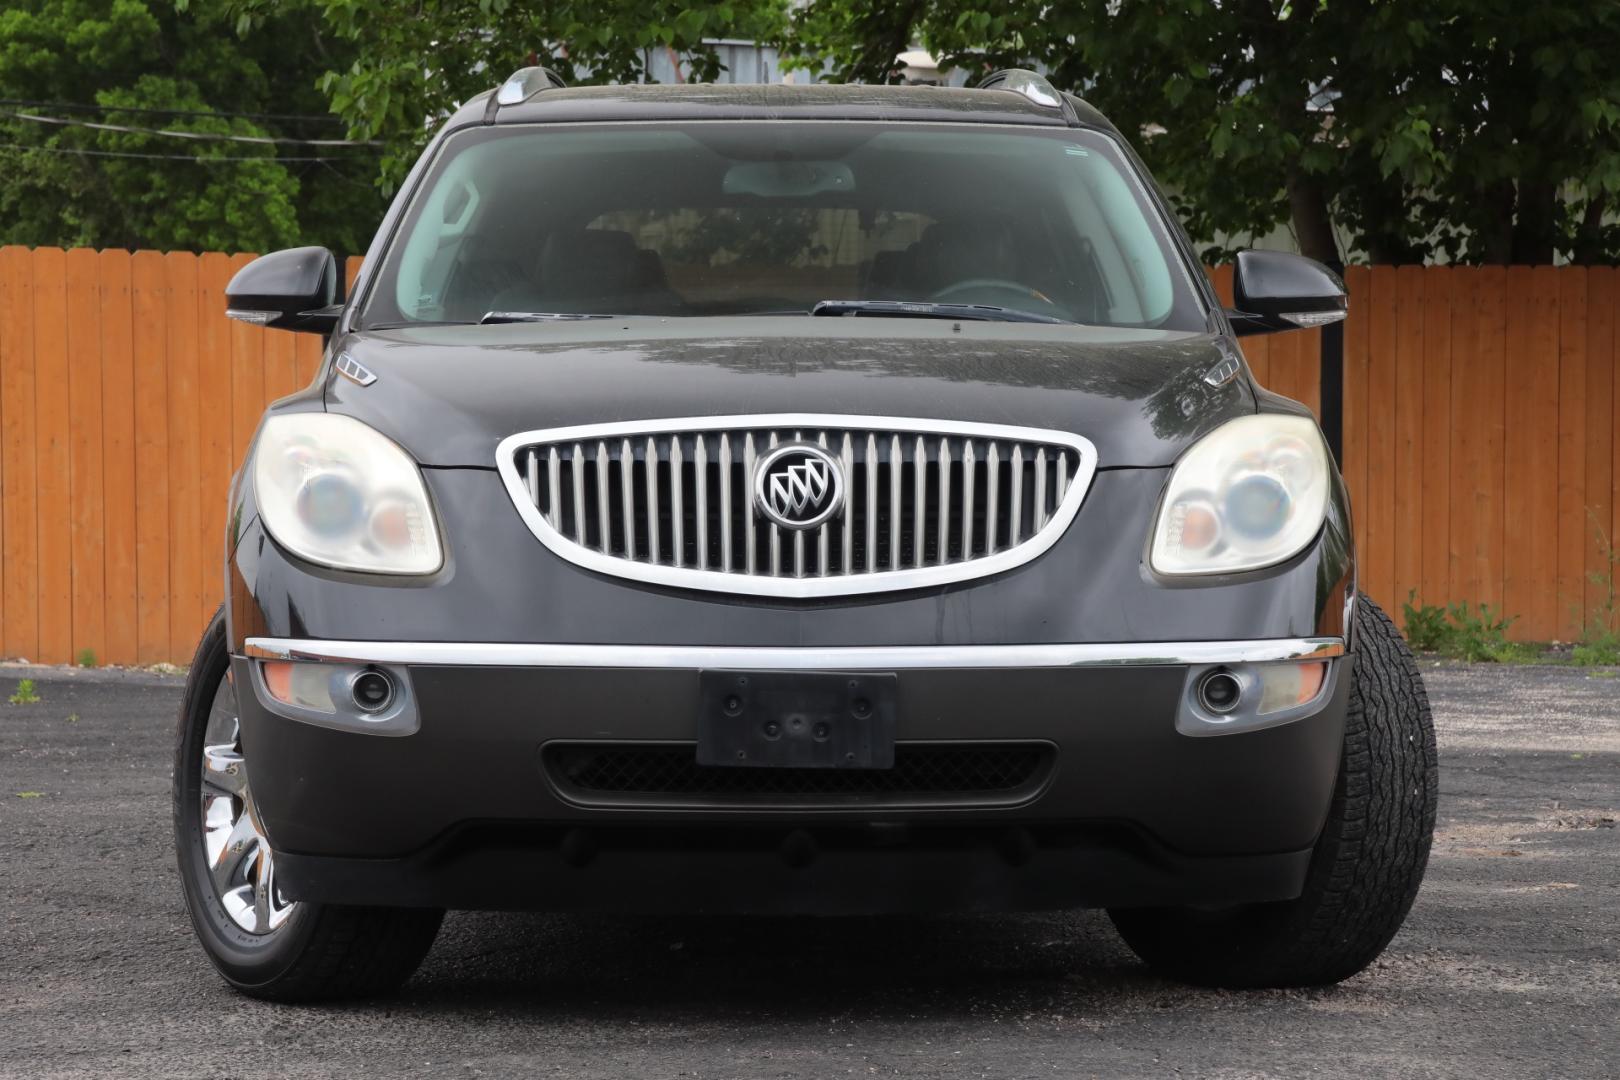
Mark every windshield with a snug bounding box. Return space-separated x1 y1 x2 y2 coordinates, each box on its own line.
360 122 1206 331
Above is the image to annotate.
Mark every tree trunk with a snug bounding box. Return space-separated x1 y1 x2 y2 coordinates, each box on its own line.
1480 182 1516 265
1287 171 1342 268
1571 195 1608 265
1512 181 1557 265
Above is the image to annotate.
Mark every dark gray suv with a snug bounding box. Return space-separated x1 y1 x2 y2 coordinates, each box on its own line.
175 68 1437 1001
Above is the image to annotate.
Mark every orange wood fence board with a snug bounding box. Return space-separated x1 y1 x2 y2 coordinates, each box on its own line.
131 251 170 665
1476 267 1509 614
1419 267 1452 609
1592 268 1620 636
99 250 138 666
34 248 73 665
165 252 203 662
1 246 39 661
1 247 1618 660
66 248 107 667
197 253 235 621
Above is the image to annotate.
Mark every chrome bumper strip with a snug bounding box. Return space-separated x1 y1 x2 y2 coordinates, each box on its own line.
244 637 1345 670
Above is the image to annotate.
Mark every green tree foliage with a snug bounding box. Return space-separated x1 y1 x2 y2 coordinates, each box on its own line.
783 0 1620 265
232 0 791 191
0 1 386 253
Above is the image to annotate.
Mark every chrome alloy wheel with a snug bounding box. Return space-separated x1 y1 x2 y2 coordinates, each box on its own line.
199 673 295 934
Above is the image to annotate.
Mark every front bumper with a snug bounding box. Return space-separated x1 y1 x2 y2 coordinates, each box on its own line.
234 636 1351 914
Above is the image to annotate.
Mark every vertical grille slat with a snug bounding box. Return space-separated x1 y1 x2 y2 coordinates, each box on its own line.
840 433 855 574
1033 448 1048 532
695 435 709 569
595 441 610 553
546 447 561 531
817 432 831 577
960 440 976 559
985 442 1000 555
767 432 782 577
670 437 684 567
792 430 806 578
719 433 734 572
913 435 926 569
571 444 586 545
743 433 757 575
888 434 902 569
864 433 878 573
645 436 660 564
513 420 1088 594
619 438 636 560
1009 444 1024 547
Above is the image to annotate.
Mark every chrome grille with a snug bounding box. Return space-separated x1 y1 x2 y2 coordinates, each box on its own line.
497 415 1096 598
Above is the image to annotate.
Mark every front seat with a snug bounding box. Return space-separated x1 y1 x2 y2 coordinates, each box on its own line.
535 229 644 313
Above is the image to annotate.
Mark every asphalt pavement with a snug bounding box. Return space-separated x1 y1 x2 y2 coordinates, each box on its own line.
1 661 1616 1079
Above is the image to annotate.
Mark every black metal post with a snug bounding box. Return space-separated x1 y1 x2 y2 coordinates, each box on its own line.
1318 259 1346 464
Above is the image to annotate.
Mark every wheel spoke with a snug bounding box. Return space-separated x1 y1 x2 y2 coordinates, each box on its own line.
193 665 296 936
209 812 260 896
252 847 274 933
202 678 240 748
202 743 247 797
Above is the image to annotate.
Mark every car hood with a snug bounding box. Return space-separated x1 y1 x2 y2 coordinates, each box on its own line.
326 318 1253 469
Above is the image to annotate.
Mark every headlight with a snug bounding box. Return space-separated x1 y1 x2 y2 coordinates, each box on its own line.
252 414 443 574
1150 414 1329 575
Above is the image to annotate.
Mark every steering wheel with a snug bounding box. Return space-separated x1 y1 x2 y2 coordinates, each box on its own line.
929 278 1058 312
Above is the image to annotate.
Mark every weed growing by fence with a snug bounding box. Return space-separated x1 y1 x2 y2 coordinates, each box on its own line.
1402 594 1518 662
1575 514 1620 665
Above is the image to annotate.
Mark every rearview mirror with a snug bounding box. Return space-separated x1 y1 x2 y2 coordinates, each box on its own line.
1228 250 1346 337
722 161 855 198
225 246 341 334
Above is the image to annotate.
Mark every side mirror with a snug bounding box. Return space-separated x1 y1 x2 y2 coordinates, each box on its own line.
225 247 341 334
1228 250 1347 337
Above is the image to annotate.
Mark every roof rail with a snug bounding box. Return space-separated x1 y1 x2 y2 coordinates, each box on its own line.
484 66 568 121
977 69 1063 110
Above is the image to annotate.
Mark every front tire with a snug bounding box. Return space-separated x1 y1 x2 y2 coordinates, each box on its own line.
1109 594 1438 988
174 609 443 1001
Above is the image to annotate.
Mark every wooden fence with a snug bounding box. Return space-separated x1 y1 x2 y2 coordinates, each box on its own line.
0 247 1615 664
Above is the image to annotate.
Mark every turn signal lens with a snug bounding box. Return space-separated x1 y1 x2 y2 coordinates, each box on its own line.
259 660 338 714
1257 661 1328 714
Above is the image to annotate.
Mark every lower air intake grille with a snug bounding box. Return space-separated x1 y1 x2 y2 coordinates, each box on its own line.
543 742 1054 809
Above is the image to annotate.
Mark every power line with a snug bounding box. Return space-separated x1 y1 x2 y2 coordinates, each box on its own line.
0 141 374 164
0 98 348 125
0 109 382 147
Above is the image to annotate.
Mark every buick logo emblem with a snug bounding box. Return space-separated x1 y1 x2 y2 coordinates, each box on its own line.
753 443 845 530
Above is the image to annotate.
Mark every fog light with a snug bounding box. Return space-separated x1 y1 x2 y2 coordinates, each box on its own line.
1197 670 1242 714
1257 661 1328 714
350 669 395 713
253 658 416 735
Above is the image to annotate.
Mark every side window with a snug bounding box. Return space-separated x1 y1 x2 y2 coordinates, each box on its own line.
1067 148 1176 324
393 171 481 321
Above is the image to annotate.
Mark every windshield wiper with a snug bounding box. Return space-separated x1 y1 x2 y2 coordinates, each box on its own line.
479 311 616 324
809 300 1067 324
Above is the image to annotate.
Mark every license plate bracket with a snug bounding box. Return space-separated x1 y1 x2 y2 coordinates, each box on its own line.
696 670 897 769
